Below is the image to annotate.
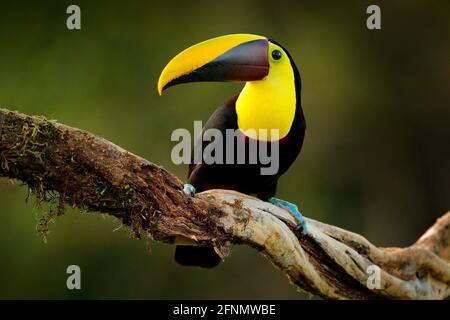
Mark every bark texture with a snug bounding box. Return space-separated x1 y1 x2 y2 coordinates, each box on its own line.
0 108 449 299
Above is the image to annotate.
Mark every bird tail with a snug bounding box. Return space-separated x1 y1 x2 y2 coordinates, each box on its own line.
175 246 222 268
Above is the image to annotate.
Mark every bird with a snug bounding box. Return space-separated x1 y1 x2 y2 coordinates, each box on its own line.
158 34 306 268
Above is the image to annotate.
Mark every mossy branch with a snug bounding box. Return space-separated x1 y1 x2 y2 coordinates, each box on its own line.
0 107 449 300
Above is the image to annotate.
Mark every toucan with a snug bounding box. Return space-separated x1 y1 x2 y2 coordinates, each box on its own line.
158 34 306 268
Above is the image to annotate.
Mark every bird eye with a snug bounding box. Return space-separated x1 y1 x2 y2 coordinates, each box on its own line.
272 50 282 60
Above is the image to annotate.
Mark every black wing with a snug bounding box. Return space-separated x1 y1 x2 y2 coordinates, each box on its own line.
188 95 239 180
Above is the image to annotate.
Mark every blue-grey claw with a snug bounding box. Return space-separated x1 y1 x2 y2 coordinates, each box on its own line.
183 183 196 197
268 197 307 234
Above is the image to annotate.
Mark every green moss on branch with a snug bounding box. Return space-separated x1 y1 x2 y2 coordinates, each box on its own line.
0 108 227 248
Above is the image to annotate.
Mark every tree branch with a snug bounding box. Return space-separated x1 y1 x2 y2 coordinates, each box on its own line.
0 107 449 299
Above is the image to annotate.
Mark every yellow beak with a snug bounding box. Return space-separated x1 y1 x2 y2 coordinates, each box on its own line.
157 34 269 95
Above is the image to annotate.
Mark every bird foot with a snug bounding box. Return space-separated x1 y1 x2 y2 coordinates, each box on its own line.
183 183 196 197
268 197 307 234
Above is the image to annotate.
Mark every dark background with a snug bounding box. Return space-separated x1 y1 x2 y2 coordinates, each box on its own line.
0 0 449 299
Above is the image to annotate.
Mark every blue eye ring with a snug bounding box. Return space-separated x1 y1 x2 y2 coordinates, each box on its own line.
272 50 282 60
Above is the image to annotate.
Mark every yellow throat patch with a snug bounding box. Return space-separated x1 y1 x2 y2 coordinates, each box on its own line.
236 42 296 141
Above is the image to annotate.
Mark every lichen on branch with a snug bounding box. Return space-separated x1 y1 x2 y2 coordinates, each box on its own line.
0 107 449 300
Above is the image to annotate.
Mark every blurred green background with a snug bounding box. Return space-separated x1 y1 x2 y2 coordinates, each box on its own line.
0 0 449 299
